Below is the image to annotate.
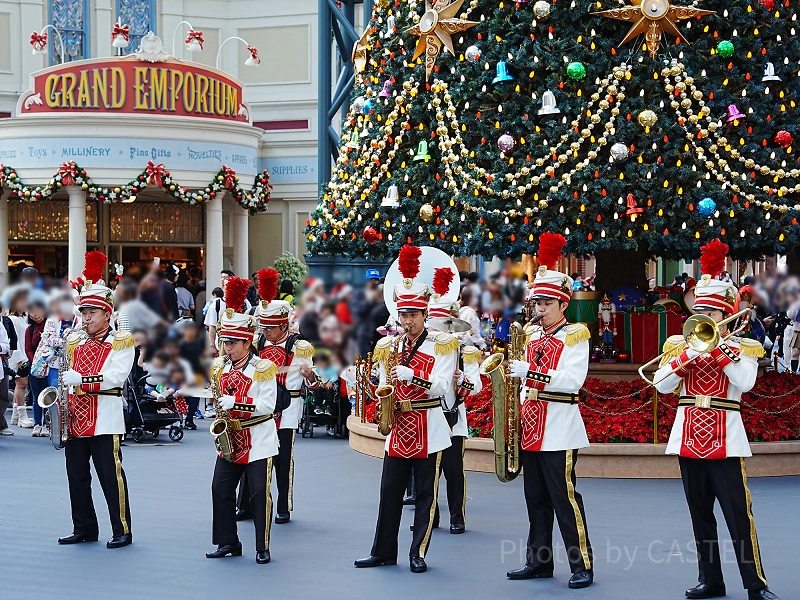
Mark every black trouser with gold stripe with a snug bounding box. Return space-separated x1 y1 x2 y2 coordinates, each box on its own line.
521 449 593 574
679 456 769 591
212 456 274 552
434 436 466 527
371 451 442 560
237 429 295 516
65 434 131 538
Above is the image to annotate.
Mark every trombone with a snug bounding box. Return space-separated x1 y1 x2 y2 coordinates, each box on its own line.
638 308 751 386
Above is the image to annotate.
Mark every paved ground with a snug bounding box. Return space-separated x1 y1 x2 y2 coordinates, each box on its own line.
1 415 796 600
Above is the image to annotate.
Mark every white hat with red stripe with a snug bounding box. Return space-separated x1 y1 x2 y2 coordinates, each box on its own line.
256 268 292 327
693 239 736 314
531 233 573 303
218 277 257 342
393 245 430 313
428 266 457 318
78 251 114 313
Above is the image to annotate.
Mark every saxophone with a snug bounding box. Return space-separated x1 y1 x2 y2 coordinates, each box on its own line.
480 321 525 482
209 355 240 462
375 334 403 436
37 343 70 450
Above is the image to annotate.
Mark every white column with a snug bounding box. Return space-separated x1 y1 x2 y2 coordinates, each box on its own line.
206 193 224 292
20 0 46 78
67 187 87 281
233 203 249 278
95 0 113 58
0 192 8 292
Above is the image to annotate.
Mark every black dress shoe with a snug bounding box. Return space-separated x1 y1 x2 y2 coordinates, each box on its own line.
107 533 132 548
256 550 271 564
402 495 416 506
450 523 465 534
568 570 593 589
58 532 98 545
184 422 197 430
686 582 726 599
206 542 243 558
749 588 780 600
235 509 252 521
275 512 290 524
506 565 554 580
354 555 397 568
410 556 427 573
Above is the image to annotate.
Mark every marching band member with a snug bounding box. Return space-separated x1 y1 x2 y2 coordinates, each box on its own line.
652 240 779 600
58 252 136 549
427 267 483 534
206 277 279 565
254 268 319 524
355 245 458 573
506 233 594 589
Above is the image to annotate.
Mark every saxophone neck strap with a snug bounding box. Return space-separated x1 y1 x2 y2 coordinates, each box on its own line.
400 330 428 367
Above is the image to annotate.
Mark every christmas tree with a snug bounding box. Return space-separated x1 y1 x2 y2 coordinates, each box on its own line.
307 0 800 262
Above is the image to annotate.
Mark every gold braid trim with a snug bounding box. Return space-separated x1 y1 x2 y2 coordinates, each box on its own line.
435 335 460 356
737 338 766 359
253 359 278 382
372 337 393 364
66 336 83 368
112 332 135 351
294 340 314 359
461 346 481 364
564 324 591 347
659 335 687 368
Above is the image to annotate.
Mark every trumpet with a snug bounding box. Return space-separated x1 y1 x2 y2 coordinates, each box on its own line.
638 308 751 386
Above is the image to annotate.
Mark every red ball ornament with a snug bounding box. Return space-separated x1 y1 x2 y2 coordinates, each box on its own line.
760 0 774 9
775 130 793 148
362 226 378 244
616 351 630 363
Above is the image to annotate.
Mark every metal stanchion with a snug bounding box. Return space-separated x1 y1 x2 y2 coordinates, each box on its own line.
652 387 659 445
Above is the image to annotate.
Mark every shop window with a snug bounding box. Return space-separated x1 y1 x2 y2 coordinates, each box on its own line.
50 0 90 64
115 0 156 53
8 199 98 242
110 201 204 244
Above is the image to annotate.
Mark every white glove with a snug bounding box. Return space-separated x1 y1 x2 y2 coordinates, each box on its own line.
454 369 465 387
509 360 531 379
394 365 414 382
62 370 83 386
684 347 701 361
219 395 236 411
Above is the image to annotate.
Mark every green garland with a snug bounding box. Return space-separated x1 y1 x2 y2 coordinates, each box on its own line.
0 160 273 215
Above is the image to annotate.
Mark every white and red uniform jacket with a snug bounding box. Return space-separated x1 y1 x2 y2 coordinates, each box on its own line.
259 335 318 430
519 319 591 452
67 329 135 438
654 336 761 459
214 354 279 464
375 330 457 458
446 344 483 438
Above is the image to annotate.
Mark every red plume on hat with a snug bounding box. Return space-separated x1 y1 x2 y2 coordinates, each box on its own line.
257 269 280 303
699 239 728 278
432 267 454 297
83 251 107 284
398 245 422 280
224 277 250 313
537 233 566 271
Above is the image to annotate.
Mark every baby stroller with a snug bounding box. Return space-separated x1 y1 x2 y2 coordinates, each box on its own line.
300 378 351 438
125 374 184 443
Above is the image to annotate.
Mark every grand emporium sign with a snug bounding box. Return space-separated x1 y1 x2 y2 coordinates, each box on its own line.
16 34 251 123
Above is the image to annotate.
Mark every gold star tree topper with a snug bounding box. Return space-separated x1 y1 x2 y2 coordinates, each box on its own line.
593 0 714 58
405 0 478 80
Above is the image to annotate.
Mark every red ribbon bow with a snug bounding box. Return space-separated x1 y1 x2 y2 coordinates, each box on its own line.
247 45 261 64
186 30 204 49
112 23 130 41
58 162 78 187
222 166 237 188
30 32 48 51
146 161 166 187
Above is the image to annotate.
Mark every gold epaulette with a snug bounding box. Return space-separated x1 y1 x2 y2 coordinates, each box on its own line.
564 323 591 346
461 345 481 364
66 332 86 368
373 336 393 364
659 335 687 368
111 331 134 351
253 359 278 382
435 332 460 356
734 337 766 359
294 339 314 359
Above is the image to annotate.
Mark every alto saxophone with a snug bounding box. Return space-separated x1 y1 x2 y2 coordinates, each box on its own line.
37 343 71 450
209 355 240 463
375 334 403 436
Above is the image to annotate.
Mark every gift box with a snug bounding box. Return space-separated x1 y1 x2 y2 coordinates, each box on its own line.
613 308 682 364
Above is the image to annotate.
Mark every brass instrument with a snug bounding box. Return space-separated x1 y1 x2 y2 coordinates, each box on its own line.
638 308 751 386
375 334 403 435
209 355 240 463
37 343 70 450
480 321 525 483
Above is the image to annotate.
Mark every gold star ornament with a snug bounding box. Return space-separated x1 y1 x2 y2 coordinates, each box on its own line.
593 0 714 58
405 0 478 81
